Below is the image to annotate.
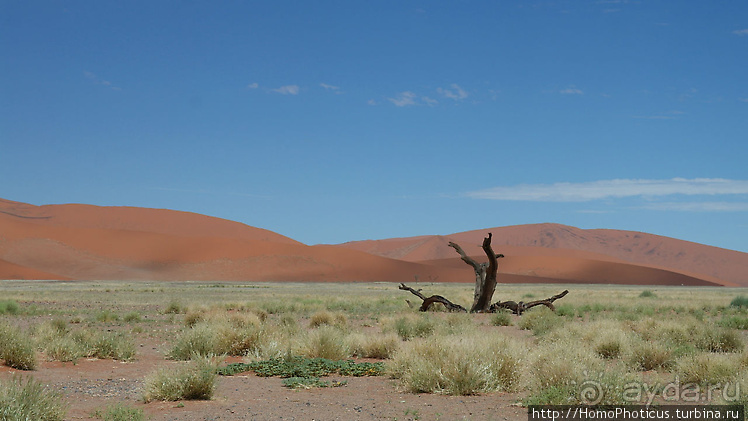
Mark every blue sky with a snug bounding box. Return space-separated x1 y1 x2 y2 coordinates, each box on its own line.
2 1 747 252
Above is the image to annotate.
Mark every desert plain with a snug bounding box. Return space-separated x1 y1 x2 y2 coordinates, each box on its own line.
1 198 747 420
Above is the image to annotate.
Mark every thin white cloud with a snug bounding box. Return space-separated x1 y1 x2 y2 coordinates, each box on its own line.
319 83 340 91
437 84 468 100
466 178 748 202
247 82 259 89
632 110 684 120
560 87 583 95
733 29 748 36
422 96 438 106
388 91 417 107
84 71 120 90
273 85 300 95
367 99 378 106
640 202 748 212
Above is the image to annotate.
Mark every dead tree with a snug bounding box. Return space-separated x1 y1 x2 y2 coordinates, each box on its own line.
399 232 569 315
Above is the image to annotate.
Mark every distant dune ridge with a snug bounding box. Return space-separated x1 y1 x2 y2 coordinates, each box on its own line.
0 198 745 287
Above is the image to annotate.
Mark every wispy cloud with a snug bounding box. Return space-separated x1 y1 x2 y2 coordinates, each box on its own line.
84 71 121 90
273 85 300 95
632 110 684 120
247 82 259 89
320 83 342 94
388 91 417 107
559 86 584 95
640 201 748 212
437 84 468 100
733 29 748 36
466 178 748 202
422 96 438 106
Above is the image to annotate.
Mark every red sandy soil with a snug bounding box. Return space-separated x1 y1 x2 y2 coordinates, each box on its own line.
0 328 527 421
1 198 745 287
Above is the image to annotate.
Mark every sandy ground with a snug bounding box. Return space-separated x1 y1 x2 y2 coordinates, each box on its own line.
1 335 526 421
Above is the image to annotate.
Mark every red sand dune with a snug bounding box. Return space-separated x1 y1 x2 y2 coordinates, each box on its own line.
340 224 748 287
0 198 745 286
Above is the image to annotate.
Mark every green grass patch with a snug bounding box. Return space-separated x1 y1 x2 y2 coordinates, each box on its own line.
719 315 748 330
0 299 20 315
0 375 67 420
92 403 145 421
638 290 656 298
491 311 513 326
281 377 347 389
0 323 37 370
143 358 217 402
730 295 748 309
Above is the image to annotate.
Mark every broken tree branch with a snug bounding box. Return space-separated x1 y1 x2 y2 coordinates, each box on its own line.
398 283 467 313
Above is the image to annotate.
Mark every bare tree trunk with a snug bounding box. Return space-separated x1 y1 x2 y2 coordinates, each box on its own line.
400 232 569 315
449 233 504 312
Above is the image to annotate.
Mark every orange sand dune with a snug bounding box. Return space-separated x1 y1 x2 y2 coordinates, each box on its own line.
0 198 299 245
420 254 723 287
340 224 748 287
0 201 460 282
1 198 744 286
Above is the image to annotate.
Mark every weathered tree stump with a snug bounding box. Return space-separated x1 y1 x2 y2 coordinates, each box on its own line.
399 232 569 315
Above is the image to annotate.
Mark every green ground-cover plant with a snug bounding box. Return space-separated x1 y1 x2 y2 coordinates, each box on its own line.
281 376 347 389
0 375 67 420
92 403 145 421
0 299 20 315
218 355 384 377
730 295 748 309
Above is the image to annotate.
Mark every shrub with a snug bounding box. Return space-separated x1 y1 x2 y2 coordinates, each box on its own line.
389 335 523 395
301 326 351 360
95 310 120 323
719 315 748 330
169 324 223 360
123 312 142 323
695 328 744 353
390 315 435 340
491 311 512 327
143 358 217 402
594 334 625 359
350 332 400 359
164 300 184 314
0 299 20 315
0 324 37 370
638 290 656 298
0 375 66 420
676 354 739 385
627 340 674 371
518 307 562 335
92 332 136 361
169 320 266 360
730 296 748 309
309 310 347 328
93 403 145 421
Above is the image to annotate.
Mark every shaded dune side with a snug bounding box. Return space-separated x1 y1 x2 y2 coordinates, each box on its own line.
340 224 748 287
0 212 460 282
420 255 723 287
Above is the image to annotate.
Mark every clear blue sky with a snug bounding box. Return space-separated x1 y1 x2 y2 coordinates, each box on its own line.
2 1 747 252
